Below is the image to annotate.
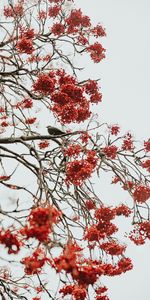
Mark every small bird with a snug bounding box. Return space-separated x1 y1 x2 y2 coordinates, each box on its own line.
47 126 65 136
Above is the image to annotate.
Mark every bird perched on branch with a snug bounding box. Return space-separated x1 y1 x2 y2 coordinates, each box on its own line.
47 126 65 136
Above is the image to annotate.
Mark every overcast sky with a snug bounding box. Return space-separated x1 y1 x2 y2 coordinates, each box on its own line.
76 0 150 140
75 1 150 299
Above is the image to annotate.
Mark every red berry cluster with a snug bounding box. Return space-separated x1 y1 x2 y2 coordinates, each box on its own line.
20 206 61 242
33 69 102 124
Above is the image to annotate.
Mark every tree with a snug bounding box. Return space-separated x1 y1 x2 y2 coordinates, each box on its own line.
0 0 150 299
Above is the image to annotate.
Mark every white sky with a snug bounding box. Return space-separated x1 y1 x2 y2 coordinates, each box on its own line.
75 1 150 299
76 0 150 140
